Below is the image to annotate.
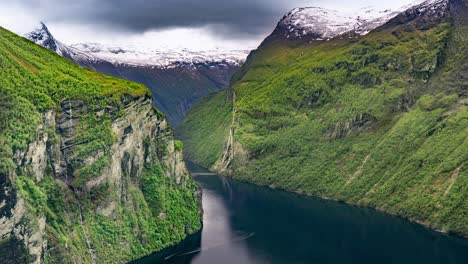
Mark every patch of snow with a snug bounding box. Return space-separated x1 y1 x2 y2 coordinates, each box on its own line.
69 43 249 68
278 0 445 40
402 0 449 17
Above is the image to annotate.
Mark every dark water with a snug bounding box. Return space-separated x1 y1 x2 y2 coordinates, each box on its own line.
134 165 468 264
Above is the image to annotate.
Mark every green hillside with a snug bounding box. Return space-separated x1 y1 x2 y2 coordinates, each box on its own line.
178 2 467 236
0 27 201 263
0 28 147 151
177 91 233 168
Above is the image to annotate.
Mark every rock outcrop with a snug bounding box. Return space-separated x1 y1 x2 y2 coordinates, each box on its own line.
1 95 201 263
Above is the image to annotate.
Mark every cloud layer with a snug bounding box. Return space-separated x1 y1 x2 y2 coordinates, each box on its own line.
0 0 420 50
13 0 310 38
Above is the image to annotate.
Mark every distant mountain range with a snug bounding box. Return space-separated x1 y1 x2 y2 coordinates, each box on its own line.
26 23 249 125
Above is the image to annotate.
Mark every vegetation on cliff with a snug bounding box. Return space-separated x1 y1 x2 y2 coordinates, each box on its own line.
178 1 468 236
177 92 233 168
0 26 201 263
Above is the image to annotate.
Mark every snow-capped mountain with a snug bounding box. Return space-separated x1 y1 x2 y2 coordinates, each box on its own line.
273 0 442 41
277 7 393 40
26 23 246 126
25 22 59 51
393 0 450 24
25 23 99 65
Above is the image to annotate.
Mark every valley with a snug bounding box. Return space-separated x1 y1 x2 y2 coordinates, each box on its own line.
0 0 467 263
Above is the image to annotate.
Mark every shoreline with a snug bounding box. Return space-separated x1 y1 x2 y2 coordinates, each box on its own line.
205 165 468 240
286 186 467 239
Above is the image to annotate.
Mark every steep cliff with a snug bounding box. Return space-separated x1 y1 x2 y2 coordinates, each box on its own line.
178 0 467 236
0 26 201 263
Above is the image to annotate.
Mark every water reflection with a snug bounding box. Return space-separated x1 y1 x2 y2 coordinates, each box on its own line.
134 164 468 264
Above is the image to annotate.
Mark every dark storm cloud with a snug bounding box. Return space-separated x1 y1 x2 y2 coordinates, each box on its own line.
17 0 311 37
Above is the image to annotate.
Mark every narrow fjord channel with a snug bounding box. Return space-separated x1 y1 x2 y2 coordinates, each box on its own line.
134 164 468 264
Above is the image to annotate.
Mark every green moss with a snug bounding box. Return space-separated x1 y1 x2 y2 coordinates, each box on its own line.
72 155 111 188
16 176 47 215
142 162 166 215
417 93 459 111
174 140 184 151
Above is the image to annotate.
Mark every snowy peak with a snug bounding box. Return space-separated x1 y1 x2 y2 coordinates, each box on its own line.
26 24 100 65
400 0 449 19
276 0 448 41
277 6 400 40
280 7 356 40
25 22 59 52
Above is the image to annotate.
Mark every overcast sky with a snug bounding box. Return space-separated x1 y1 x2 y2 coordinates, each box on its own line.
0 0 418 50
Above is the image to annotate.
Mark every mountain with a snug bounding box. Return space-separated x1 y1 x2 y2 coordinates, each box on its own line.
178 0 468 236
25 22 99 65
0 26 201 263
263 1 433 44
273 7 398 41
26 23 248 126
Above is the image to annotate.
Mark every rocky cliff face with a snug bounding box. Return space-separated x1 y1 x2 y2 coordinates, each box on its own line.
1 94 201 263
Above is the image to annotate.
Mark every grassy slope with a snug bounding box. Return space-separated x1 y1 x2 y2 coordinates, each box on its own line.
177 92 233 168
0 28 149 154
179 11 467 235
0 27 201 263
